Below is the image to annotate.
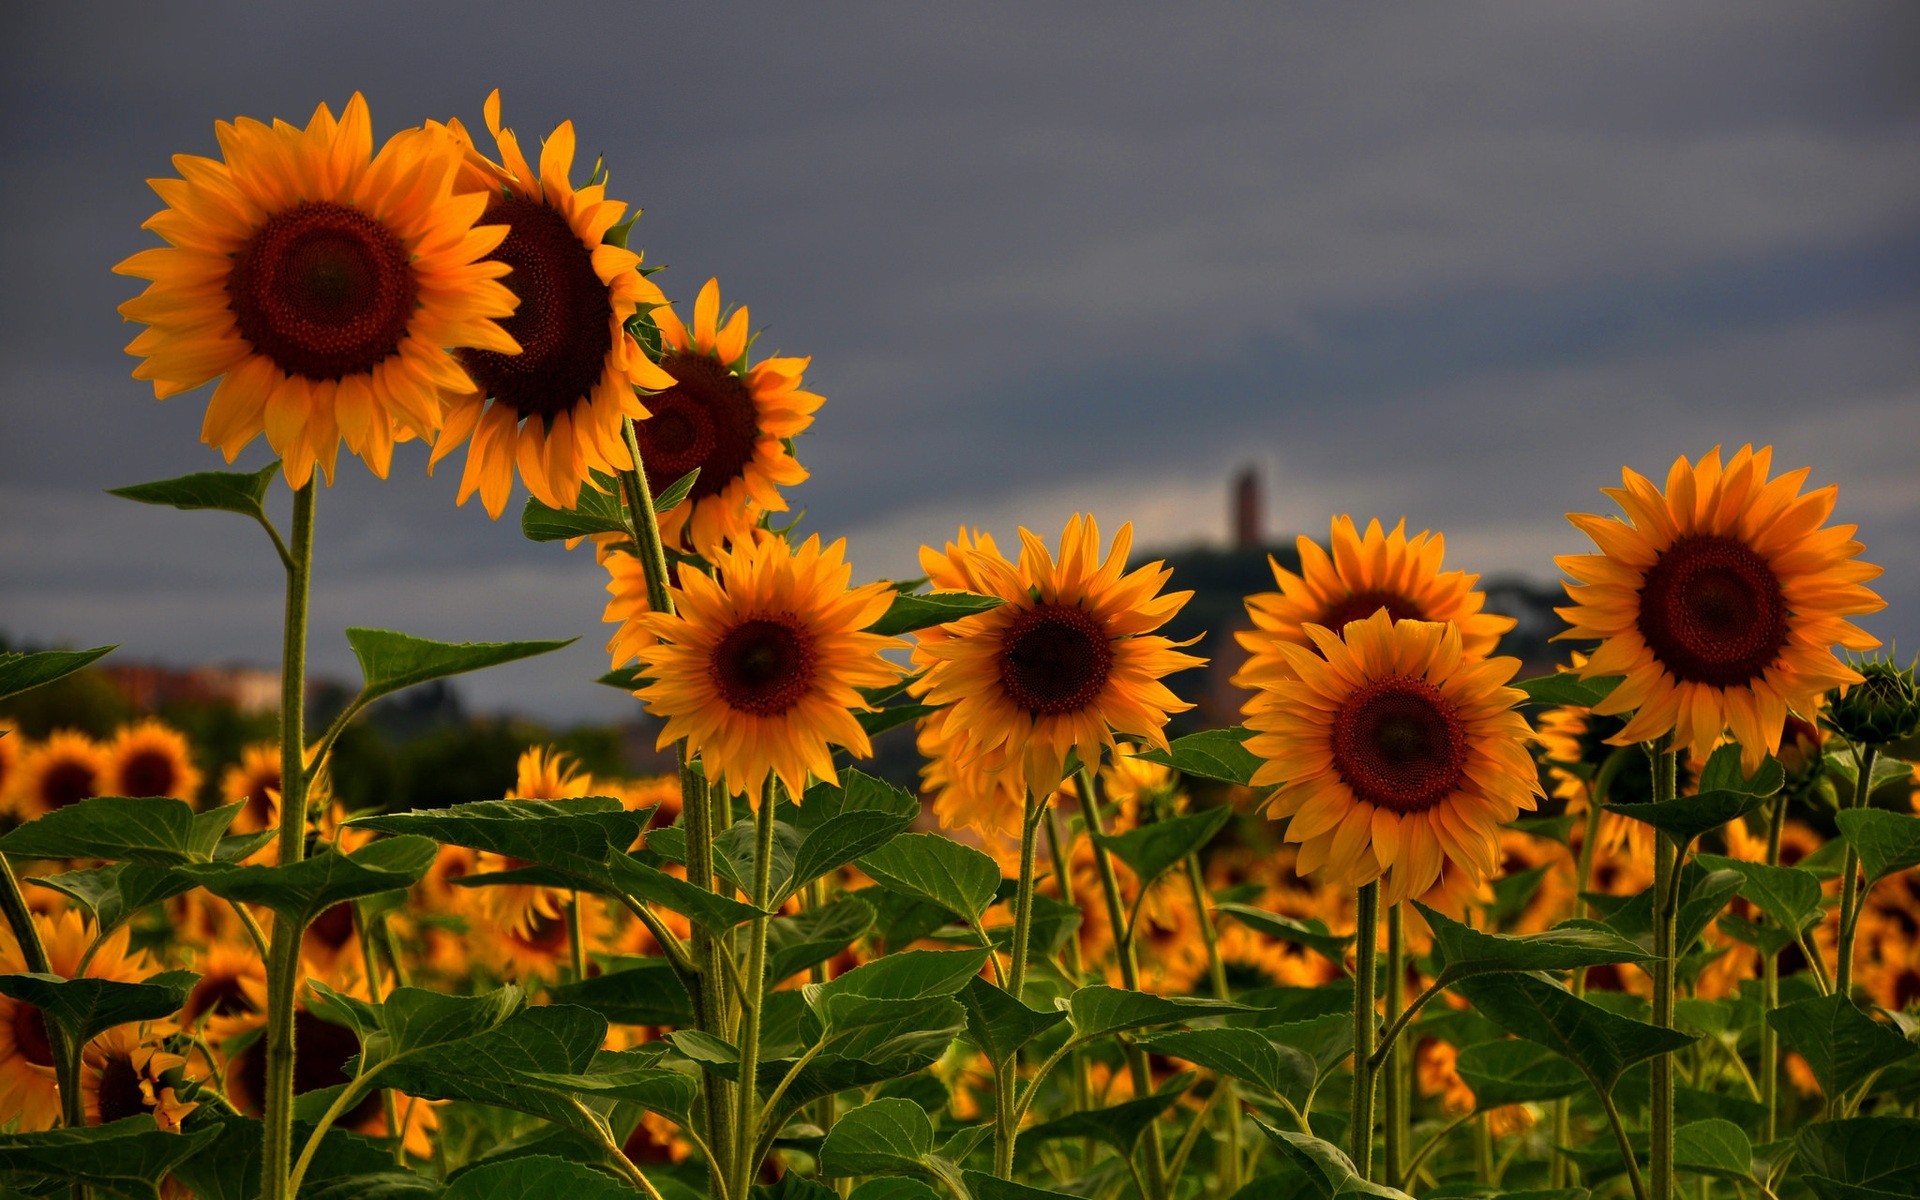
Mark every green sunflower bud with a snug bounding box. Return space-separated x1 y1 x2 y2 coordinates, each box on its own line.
1824 656 1920 747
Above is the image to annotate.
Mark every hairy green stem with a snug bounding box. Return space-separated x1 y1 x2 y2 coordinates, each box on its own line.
1382 901 1405 1187
1836 743 1878 998
1186 852 1242 1196
729 779 779 1198
1762 790 1788 1142
1555 751 1620 1189
1647 735 1677 1200
1350 881 1380 1179
993 790 1046 1178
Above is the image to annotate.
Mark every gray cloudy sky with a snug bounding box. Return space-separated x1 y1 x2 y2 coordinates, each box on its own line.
3 2 1917 722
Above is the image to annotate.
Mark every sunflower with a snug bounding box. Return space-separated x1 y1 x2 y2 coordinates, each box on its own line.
429 91 675 518
82 1026 195 1131
474 746 596 935
627 533 903 801
1235 517 1514 689
0 722 20 811
13 730 108 820
917 515 1205 802
0 911 154 1131
1241 610 1541 903
1557 444 1884 772
105 719 202 802
220 741 283 834
179 941 269 1047
633 278 821 553
115 94 518 488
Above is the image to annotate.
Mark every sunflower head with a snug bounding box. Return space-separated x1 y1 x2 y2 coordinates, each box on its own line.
1557 445 1884 772
1825 656 1920 748
430 91 676 518
105 719 202 802
220 742 283 835
510 745 594 800
14 731 109 820
1241 610 1541 903
115 94 520 488
629 534 904 801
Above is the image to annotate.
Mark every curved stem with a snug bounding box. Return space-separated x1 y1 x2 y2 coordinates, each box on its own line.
1367 980 1443 1073
1399 1110 1473 1191
286 1072 377 1196
1600 1087 1649 1200
993 790 1046 1179
728 779 779 1199
571 1099 668 1200
1349 882 1380 1179
1836 744 1878 998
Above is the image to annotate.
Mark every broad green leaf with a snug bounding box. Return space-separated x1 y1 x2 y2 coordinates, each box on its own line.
1252 1122 1417 1198
363 985 524 1068
1767 994 1917 1099
785 772 921 903
961 1172 1080 1199
1234 982 1355 1025
715 816 802 901
760 1043 951 1115
1215 903 1354 963
181 837 436 928
522 1054 699 1123
983 893 1081 962
306 979 384 1042
1694 854 1824 935
378 1005 609 1131
0 645 114 702
1129 728 1264 786
1452 970 1695 1094
605 851 768 933
654 468 700 512
521 478 627 542
759 1178 841 1200
0 1115 218 1199
1453 1039 1587 1108
818 1096 933 1177
109 463 277 521
1514 673 1622 709
817 994 968 1061
766 898 875 986
857 833 1000 924
869 590 1003 637
858 703 939 738
27 861 195 931
0 970 197 1046
349 797 648 862
1797 1117 1920 1197
1135 1026 1315 1108
1102 807 1233 888
1601 863 1743 951
959 977 1067 1067
1603 788 1773 845
1837 808 1920 886
548 959 694 1027
1021 1080 1192 1155
598 666 648 692
1694 743 1784 797
344 627 575 704
303 1172 440 1199
1257 1013 1355 1082
0 794 234 864
1675 1118 1755 1182
1418 903 1654 987
849 1180 943 1200
167 1112 398 1200
814 948 990 1005
1067 984 1249 1040
443 1155 634 1200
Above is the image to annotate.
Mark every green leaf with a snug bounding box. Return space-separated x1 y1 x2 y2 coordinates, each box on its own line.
1601 863 1744 950
0 1115 219 1199
1603 788 1773 845
1797 1117 1920 1197
109 462 278 521
443 1155 634 1200
857 702 939 739
766 898 875 986
181 836 436 928
849 1180 943 1200
654 468 700 513
1767 994 1917 1099
816 994 968 1062
0 646 115 703
1129 728 1264 786
868 591 1003 637
548 959 694 1027
27 861 196 931
344 628 575 704
0 794 234 864
1452 970 1696 1095
1514 673 1622 709
378 1005 609 1131
351 797 647 861
1837 808 1920 886
1021 1080 1193 1156
856 833 1000 925
1067 984 1249 1040
0 970 196 1047
598 666 647 692
1135 1026 1315 1108
1418 903 1654 988
1102 807 1233 888
604 851 768 933
813 948 991 1004
1258 1014 1355 1082
364 985 524 1068
1694 743 1784 796
1674 1118 1755 1182
1252 1122 1417 1198
959 977 1067 1067
521 477 628 542
168 1112 399 1200
783 772 920 902
961 1172 1080 1199
1693 854 1824 935
1453 1039 1588 1108
1215 903 1355 963
818 1096 933 1177
522 1054 699 1123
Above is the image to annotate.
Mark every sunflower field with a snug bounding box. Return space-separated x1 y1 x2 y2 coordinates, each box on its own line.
0 90 1915 1200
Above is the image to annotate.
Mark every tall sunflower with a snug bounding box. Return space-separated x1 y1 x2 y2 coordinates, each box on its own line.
13 731 108 820
1558 444 1884 771
115 93 519 488
430 91 676 518
916 515 1205 801
1240 610 1541 903
633 278 821 553
627 534 903 801
1236 517 1513 687
105 719 202 802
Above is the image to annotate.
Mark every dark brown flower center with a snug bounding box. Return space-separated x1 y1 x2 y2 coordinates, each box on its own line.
1636 534 1787 688
998 604 1113 717
40 758 98 810
12 1003 53 1067
1316 590 1424 637
243 769 280 826
710 617 816 717
456 195 612 423
1330 676 1467 813
228 200 417 381
635 352 760 503
232 1010 378 1125
515 911 573 957
94 1053 150 1125
304 903 357 955
184 972 257 1024
119 748 180 798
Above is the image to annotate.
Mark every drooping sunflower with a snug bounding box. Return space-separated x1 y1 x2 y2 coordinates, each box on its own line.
628 534 903 801
632 278 822 553
105 719 202 801
917 515 1206 802
82 1026 196 1131
1236 517 1514 688
13 730 109 820
1241 610 1541 903
1557 444 1884 772
0 911 154 1131
430 91 676 518
115 94 519 488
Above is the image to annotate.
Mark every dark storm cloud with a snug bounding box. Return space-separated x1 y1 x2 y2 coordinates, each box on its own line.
3 1 1916 720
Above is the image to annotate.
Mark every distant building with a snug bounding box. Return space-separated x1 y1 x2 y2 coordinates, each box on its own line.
100 663 284 714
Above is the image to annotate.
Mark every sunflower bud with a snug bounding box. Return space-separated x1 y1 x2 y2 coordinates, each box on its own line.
1824 657 1920 748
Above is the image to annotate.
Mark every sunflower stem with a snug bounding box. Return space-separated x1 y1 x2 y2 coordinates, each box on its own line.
993 789 1048 1178
1835 743 1877 998
1043 808 1097 1175
1382 901 1405 1189
729 778 779 1199
262 479 315 1200
1350 881 1380 1180
1647 735 1677 1200
1761 789 1788 1143
566 890 587 983
1554 750 1619 1190
1186 851 1242 1197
